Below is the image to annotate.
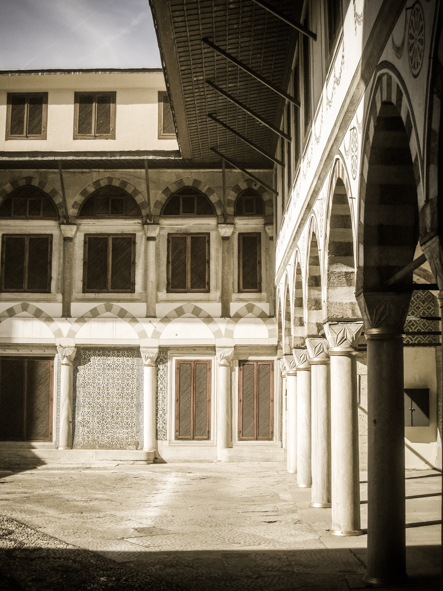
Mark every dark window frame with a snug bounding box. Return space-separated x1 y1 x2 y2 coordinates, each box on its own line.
83 233 136 293
238 360 274 441
6 93 48 140
167 233 210 293
0 187 58 220
238 232 262 293
158 91 176 139
175 359 211 441
1 234 52 293
78 187 142 219
162 188 216 217
74 92 116 140
234 190 264 216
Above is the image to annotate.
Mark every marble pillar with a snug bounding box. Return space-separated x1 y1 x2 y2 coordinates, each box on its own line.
357 292 411 585
293 347 311 488
60 224 77 318
306 337 330 507
324 320 363 536
144 224 159 318
140 348 159 452
57 345 77 449
280 359 287 450
216 347 234 460
284 355 297 474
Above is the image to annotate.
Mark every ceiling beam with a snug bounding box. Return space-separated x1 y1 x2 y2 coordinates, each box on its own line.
202 38 300 107
251 0 317 40
210 147 277 195
206 80 290 141
208 113 284 166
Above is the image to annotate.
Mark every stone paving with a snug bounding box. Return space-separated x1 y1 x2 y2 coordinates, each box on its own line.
0 462 440 590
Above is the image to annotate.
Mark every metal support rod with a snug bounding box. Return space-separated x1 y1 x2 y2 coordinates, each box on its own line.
57 161 69 223
251 0 317 40
385 254 427 286
202 38 300 107
210 147 277 195
208 113 284 166
206 80 290 141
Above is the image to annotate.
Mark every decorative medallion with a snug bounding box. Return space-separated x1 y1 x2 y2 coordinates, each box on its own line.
350 127 359 180
408 2 425 78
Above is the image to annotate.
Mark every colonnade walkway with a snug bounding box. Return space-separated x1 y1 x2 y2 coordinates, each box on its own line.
0 462 440 590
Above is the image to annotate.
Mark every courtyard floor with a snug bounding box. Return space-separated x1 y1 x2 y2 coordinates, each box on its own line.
0 462 440 590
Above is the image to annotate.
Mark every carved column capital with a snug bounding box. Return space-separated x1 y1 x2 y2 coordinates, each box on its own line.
60 224 77 240
283 354 297 376
293 347 310 371
306 337 329 365
57 345 77 366
144 223 160 241
323 320 363 355
140 347 159 367
356 292 411 337
216 347 234 366
218 224 235 240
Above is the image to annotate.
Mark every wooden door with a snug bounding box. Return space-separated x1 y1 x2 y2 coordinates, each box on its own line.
238 361 274 441
0 357 53 441
175 360 211 440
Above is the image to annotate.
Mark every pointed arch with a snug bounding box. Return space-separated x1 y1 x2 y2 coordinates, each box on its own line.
153 177 223 222
0 177 66 220
227 178 273 223
292 251 306 347
72 178 148 220
151 304 223 340
67 303 148 340
0 302 63 338
306 216 323 335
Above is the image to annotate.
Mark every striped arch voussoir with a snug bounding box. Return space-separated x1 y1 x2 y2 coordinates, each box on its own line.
67 303 148 340
151 305 222 340
0 302 63 339
72 178 148 219
152 177 223 222
227 178 273 222
0 177 66 220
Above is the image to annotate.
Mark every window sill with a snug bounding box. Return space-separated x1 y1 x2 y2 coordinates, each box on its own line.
0 293 61 302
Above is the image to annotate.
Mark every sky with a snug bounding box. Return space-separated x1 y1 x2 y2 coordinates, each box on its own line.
0 0 162 70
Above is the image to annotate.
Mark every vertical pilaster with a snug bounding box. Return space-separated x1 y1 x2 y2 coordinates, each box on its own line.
216 347 234 460
293 347 311 488
218 225 234 317
357 292 411 586
306 337 330 507
279 358 287 450
60 224 77 318
57 345 77 449
140 348 159 452
324 320 363 536
144 224 159 318
283 354 297 474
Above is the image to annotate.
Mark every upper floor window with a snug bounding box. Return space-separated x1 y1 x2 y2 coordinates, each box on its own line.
0 186 58 219
158 91 175 139
1 234 52 293
235 189 264 216
162 188 215 216
78 186 142 218
167 233 210 293
6 93 48 140
74 92 116 140
238 233 262 293
327 0 342 55
83 234 135 293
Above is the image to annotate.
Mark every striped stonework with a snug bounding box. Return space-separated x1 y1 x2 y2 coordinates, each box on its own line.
67 303 149 340
151 305 223 340
227 178 273 224
72 178 148 220
307 225 323 335
0 177 66 220
292 260 305 348
358 71 423 293
152 177 223 222
283 281 292 355
0 302 63 339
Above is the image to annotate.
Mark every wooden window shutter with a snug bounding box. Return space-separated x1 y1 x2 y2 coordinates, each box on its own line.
2 235 25 291
9 96 26 136
239 233 261 292
162 95 175 135
0 358 25 440
26 359 53 441
190 234 209 291
238 361 273 441
110 235 134 291
77 94 94 136
168 235 187 292
176 360 211 440
404 389 430 427
84 235 108 291
96 94 112 135
27 236 52 291
27 95 44 136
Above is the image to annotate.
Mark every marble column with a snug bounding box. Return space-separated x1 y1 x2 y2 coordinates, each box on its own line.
216 347 234 460
280 359 287 451
218 225 234 318
357 292 411 586
324 320 363 536
283 355 297 474
144 224 159 318
140 348 159 452
306 337 330 507
293 347 312 488
57 345 77 449
60 224 77 318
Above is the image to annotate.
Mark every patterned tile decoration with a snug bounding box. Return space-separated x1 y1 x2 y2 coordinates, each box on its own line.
156 348 168 441
73 348 143 449
404 290 440 347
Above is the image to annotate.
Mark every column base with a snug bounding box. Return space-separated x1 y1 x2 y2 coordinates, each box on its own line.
363 574 408 587
57 446 72 450
287 469 296 474
297 483 311 488
310 502 331 508
330 529 363 537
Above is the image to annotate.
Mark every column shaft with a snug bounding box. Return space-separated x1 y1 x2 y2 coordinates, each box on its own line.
296 368 311 487
57 346 76 450
286 371 297 473
217 348 234 460
310 361 330 507
365 333 406 584
143 363 157 451
221 237 233 317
